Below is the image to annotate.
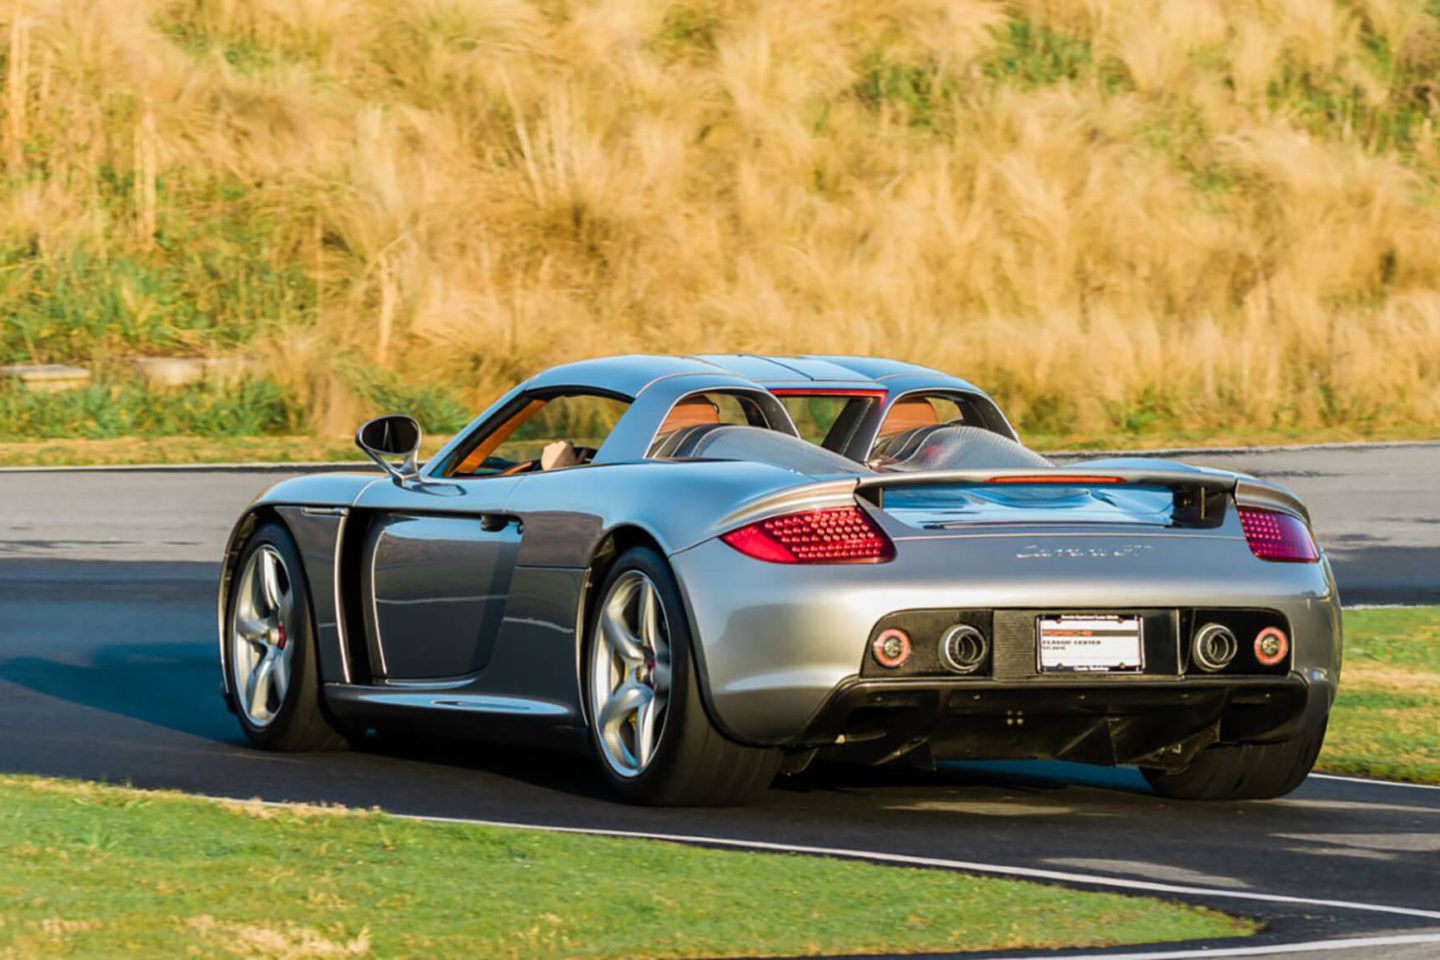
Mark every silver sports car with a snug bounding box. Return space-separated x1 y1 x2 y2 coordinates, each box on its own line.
219 355 1340 805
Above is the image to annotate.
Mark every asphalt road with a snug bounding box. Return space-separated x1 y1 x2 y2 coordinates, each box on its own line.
1 443 1439 958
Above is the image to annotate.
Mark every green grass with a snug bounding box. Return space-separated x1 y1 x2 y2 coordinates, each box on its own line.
0 374 473 446
0 379 298 441
1320 606 1440 785
0 176 313 366
0 776 1251 958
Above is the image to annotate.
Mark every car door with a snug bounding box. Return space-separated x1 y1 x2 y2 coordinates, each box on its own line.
352 476 525 681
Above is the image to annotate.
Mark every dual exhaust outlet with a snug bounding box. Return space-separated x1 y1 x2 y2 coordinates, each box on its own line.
871 618 1291 674
1192 622 1289 671
872 624 989 674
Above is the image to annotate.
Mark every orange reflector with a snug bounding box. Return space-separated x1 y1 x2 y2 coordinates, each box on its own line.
1254 627 1290 666
871 629 912 668
986 475 1128 485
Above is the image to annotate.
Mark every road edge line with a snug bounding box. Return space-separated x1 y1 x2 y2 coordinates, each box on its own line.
999 932 1440 959
1307 773 1440 792
330 807 1440 923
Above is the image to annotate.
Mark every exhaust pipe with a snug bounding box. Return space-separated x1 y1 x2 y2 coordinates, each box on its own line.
939 624 989 674
1193 623 1238 672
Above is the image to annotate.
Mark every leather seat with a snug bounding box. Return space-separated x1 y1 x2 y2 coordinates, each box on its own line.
649 397 724 458
659 397 722 434
878 398 940 437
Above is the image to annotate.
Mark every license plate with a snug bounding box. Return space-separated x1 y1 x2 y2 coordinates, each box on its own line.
1037 615 1143 673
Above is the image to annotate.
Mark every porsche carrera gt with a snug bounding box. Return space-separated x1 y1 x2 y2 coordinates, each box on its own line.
219 355 1340 805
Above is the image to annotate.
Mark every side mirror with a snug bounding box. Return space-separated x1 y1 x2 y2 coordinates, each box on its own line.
356 414 422 484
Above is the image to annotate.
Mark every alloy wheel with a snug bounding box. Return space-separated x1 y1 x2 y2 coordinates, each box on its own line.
589 570 672 778
230 545 296 728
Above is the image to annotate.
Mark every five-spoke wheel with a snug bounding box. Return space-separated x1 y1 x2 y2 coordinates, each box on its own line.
583 546 780 804
230 545 295 728
225 520 342 751
588 570 672 777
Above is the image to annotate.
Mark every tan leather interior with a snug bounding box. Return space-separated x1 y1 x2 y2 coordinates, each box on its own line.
658 396 722 434
879 398 940 437
453 398 546 474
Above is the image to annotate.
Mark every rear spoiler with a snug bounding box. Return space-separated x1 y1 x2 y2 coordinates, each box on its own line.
704 466 1310 547
855 467 1237 494
855 467 1239 528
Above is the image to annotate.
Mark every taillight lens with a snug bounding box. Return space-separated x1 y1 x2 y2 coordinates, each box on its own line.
721 506 895 564
1238 507 1318 562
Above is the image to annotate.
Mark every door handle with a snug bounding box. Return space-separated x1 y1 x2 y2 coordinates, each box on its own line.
479 514 510 532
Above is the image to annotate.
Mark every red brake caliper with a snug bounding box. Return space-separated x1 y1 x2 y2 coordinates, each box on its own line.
275 623 287 650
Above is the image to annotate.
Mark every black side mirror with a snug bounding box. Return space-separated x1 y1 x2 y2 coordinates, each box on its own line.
356 414 422 484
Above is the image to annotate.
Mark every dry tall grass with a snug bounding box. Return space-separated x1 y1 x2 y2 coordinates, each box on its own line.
1 0 1438 437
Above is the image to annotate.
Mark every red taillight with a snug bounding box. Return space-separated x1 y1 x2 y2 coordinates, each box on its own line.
720 506 895 564
1238 507 1318 562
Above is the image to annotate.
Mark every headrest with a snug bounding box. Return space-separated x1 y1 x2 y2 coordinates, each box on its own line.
879 398 940 436
659 397 722 434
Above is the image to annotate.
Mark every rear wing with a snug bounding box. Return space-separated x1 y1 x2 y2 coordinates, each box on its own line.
854 466 1312 525
702 464 1311 548
855 467 1238 528
855 466 1236 493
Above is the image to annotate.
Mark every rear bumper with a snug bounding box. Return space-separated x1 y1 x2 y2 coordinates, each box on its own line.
670 531 1341 746
799 675 1320 767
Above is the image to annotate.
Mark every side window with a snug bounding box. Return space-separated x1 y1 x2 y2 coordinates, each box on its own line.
449 393 630 477
648 391 774 457
878 394 969 439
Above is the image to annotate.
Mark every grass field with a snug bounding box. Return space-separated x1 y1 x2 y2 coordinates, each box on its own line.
2 0 1440 448
0 776 1252 958
1320 605 1440 785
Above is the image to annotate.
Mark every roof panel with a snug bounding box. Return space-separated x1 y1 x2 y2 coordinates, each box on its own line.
761 356 878 381
523 355 724 396
687 354 814 381
798 355 943 380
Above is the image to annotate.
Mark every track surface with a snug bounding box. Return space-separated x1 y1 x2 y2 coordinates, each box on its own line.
2 443 1439 958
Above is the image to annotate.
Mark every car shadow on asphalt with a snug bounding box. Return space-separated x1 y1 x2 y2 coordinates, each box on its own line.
0 642 245 745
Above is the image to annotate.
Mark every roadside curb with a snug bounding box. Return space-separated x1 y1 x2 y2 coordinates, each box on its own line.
2 437 1438 473
0 460 372 474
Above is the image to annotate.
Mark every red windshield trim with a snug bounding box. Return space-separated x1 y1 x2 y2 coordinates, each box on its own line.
769 388 887 398
986 475 1129 485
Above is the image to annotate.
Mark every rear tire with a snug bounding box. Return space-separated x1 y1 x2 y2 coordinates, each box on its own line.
1143 716 1328 800
225 519 344 752
584 546 781 806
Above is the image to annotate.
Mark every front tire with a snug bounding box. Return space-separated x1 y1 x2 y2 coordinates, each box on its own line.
584 546 780 805
225 519 343 751
1143 716 1328 800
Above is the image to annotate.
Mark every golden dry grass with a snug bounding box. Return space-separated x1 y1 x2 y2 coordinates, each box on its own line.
1 0 1438 438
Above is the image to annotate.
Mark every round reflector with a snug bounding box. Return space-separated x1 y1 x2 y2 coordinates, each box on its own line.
1254 627 1289 666
872 628 912 668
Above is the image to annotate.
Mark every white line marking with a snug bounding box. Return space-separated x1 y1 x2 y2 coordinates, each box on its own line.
999 932 1440 959
1341 604 1432 610
193 790 1440 956
377 811 1440 922
0 461 369 473
1044 439 1440 457
1310 773 1440 793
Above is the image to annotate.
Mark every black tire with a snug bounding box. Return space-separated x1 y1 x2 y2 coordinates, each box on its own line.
225 519 344 752
583 546 781 806
1143 716 1328 800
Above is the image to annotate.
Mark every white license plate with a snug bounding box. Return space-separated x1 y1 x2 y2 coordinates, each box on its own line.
1037 615 1143 673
